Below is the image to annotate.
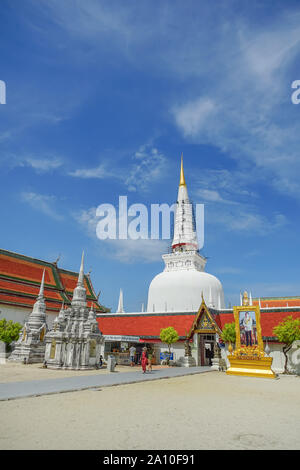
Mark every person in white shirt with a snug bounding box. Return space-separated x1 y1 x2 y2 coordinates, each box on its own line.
129 345 136 367
242 312 253 346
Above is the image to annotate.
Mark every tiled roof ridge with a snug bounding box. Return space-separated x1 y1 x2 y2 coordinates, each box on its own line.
210 307 300 314
253 295 300 300
1 248 94 281
0 248 58 267
97 312 197 318
86 272 98 300
0 274 64 291
0 290 70 304
0 248 108 312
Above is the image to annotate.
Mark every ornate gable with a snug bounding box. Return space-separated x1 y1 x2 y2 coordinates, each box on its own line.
187 297 221 337
198 311 215 331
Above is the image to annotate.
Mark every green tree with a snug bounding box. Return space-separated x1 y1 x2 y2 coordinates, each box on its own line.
0 319 22 351
273 316 300 373
160 327 179 361
221 322 236 344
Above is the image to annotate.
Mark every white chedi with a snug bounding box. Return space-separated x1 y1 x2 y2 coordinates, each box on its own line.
147 156 225 313
44 252 103 369
9 269 48 363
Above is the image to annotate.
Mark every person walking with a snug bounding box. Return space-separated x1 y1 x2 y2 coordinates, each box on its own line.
147 350 153 372
141 347 148 374
129 345 136 367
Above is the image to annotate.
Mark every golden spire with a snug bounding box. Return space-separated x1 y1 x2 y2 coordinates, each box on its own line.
179 153 186 187
242 291 249 306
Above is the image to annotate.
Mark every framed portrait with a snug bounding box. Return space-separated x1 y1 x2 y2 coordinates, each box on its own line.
233 305 263 352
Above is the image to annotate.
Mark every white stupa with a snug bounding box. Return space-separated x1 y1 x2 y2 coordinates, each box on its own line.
147 155 225 313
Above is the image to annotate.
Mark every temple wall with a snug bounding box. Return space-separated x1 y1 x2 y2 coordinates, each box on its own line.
0 305 30 325
100 337 299 374
0 304 57 328
159 342 185 363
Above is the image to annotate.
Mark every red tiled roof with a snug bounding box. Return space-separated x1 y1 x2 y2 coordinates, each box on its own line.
0 249 109 313
215 312 234 330
253 298 300 308
257 311 300 337
97 313 196 338
97 309 300 340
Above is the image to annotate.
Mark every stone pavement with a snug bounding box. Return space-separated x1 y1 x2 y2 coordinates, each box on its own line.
0 366 212 401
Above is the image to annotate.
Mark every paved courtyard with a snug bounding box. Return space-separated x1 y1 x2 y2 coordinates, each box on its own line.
0 363 211 400
0 365 299 450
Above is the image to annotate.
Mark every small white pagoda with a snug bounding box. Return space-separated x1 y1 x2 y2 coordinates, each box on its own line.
9 270 48 363
44 252 103 369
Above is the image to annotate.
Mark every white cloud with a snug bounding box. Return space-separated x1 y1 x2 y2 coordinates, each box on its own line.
69 163 109 179
69 144 168 192
192 168 258 200
196 188 238 205
211 209 287 235
19 3 300 199
24 157 63 172
171 15 300 198
101 238 168 264
2 155 64 173
124 145 168 192
21 192 64 220
173 98 217 138
72 206 98 236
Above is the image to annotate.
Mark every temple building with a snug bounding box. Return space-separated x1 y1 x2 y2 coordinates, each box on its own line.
97 295 300 374
97 158 300 374
0 248 109 327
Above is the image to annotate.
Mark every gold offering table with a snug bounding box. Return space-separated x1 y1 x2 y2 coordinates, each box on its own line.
226 346 276 379
226 302 277 379
227 356 276 379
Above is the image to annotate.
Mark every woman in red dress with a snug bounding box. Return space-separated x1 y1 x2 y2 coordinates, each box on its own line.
141 348 148 373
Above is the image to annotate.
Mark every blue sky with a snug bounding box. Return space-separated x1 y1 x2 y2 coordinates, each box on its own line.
1 0 300 311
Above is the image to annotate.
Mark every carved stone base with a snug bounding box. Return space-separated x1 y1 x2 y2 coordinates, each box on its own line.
9 343 46 364
179 356 196 367
211 357 220 371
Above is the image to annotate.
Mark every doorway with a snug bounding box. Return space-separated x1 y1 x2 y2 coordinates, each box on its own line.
198 334 215 366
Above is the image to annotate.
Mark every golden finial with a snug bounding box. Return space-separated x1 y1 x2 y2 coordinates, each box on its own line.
179 153 186 187
242 291 249 306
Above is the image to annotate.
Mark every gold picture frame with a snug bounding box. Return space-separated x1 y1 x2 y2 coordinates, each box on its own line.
233 305 264 353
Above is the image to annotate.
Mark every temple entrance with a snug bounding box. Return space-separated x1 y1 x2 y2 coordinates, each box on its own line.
198 334 215 366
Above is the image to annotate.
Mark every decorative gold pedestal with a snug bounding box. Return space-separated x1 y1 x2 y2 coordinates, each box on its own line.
226 356 277 379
